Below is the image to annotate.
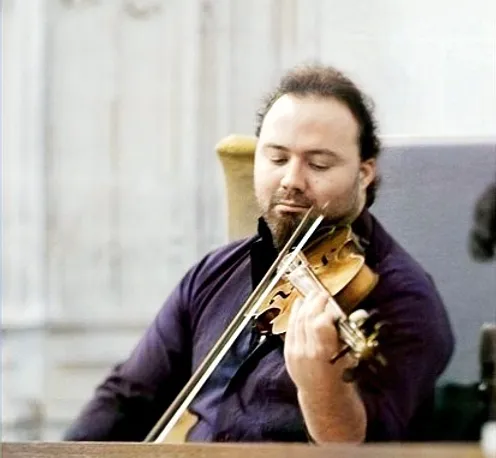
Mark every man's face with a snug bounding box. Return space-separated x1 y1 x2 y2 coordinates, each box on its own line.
254 94 376 249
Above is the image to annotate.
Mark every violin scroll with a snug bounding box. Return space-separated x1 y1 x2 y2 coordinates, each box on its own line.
331 308 389 383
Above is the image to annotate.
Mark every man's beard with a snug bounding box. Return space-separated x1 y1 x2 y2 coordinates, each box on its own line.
263 184 361 250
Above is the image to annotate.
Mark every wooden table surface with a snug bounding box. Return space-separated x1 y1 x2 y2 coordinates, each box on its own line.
1 442 490 458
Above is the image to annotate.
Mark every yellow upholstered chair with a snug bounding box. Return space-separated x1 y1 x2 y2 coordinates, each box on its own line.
215 134 259 240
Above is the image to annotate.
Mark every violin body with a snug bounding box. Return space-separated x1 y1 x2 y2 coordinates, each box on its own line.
254 225 379 336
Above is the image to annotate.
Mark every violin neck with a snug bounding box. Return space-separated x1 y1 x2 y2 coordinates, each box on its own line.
281 252 346 319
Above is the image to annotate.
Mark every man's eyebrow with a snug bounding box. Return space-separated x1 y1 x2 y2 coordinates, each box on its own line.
304 148 339 158
263 143 290 151
263 143 341 158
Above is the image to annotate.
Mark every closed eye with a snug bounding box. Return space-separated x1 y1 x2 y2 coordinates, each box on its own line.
309 163 330 171
271 157 288 165
263 143 290 165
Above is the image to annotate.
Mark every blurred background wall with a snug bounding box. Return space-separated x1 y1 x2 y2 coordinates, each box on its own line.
2 0 496 441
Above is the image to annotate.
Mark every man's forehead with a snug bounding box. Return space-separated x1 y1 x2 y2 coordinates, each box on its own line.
258 95 359 151
262 94 359 134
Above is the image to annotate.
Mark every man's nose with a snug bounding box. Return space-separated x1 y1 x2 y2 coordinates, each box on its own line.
280 160 306 192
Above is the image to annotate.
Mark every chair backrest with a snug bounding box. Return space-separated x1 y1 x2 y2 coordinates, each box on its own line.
216 134 259 240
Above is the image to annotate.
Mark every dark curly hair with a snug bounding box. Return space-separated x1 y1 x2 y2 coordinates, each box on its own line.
255 63 382 207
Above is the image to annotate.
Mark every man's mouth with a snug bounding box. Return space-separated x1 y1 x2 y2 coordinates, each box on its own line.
274 202 310 213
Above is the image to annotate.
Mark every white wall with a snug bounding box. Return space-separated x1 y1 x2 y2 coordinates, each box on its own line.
316 0 496 139
213 0 496 140
2 0 495 441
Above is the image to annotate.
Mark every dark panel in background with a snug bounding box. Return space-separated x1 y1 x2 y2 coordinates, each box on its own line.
372 141 496 384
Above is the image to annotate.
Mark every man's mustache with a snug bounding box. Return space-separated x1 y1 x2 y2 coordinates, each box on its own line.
269 191 314 208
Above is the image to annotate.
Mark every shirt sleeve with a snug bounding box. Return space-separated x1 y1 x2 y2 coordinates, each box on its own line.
63 268 195 442
357 268 455 442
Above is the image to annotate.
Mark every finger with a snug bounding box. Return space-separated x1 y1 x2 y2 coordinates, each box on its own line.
289 290 319 349
324 295 345 321
293 290 325 351
285 296 304 348
293 294 310 348
305 293 340 356
310 290 330 316
312 311 340 348
303 291 329 329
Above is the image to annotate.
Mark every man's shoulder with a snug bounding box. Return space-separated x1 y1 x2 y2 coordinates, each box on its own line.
198 236 257 270
179 235 257 291
369 213 443 301
368 214 455 363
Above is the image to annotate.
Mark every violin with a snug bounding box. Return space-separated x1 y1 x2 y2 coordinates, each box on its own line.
253 220 388 379
254 224 379 336
145 206 388 443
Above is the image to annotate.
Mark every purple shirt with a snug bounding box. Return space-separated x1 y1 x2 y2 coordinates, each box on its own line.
63 209 454 442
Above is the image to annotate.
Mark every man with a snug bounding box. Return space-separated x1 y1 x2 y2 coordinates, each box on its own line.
64 64 454 443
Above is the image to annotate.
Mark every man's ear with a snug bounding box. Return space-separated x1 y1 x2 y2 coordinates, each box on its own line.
359 158 376 190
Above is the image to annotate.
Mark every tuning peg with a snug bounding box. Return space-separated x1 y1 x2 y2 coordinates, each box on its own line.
348 309 370 327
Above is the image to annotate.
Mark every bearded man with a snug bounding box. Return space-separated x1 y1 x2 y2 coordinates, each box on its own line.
64 64 454 444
